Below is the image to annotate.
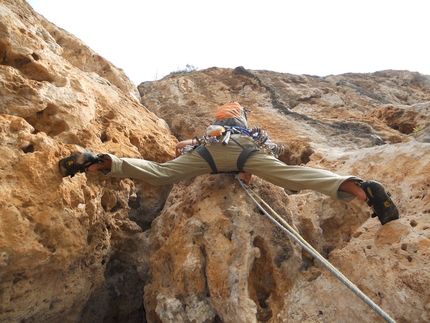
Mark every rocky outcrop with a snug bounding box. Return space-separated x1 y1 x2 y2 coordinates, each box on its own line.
138 68 430 323
1 1 174 322
1 1 430 323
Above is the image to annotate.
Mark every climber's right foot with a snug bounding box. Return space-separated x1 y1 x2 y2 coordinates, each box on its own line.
360 180 399 225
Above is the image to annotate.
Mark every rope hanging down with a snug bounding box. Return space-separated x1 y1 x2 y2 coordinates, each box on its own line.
235 176 396 323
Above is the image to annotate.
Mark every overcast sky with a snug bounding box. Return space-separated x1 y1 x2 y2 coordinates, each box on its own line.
27 0 430 85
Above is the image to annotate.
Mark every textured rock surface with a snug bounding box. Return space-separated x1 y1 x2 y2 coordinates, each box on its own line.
1 1 430 323
1 1 174 322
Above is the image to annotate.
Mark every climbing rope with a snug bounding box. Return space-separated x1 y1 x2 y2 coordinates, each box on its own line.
236 176 396 323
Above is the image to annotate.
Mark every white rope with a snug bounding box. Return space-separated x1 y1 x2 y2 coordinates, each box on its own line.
236 177 396 323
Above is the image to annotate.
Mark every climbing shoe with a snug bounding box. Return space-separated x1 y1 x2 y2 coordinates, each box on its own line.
360 180 399 225
58 152 104 177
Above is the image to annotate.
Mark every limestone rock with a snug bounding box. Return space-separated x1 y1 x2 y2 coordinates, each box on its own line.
1 1 430 323
1 1 174 322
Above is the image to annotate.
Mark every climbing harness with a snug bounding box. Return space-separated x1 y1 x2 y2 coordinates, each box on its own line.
236 176 396 323
195 146 218 174
181 125 284 174
236 147 260 173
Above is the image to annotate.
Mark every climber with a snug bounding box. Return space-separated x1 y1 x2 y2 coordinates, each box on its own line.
58 102 399 225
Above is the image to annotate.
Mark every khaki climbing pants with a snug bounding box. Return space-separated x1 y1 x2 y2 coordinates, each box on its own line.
104 135 360 202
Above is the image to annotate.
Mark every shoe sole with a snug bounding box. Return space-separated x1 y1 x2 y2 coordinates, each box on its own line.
58 153 99 177
363 180 399 225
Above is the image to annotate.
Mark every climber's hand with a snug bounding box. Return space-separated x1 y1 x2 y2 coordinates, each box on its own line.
238 172 254 185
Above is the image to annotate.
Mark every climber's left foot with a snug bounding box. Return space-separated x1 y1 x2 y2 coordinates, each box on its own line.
58 152 104 177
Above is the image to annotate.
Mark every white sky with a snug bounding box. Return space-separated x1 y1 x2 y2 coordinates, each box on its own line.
27 0 429 85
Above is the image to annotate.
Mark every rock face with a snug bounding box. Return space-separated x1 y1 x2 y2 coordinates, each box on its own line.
1 1 430 323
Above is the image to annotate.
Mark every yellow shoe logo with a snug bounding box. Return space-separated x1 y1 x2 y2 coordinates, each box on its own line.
384 201 391 208
68 160 74 166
